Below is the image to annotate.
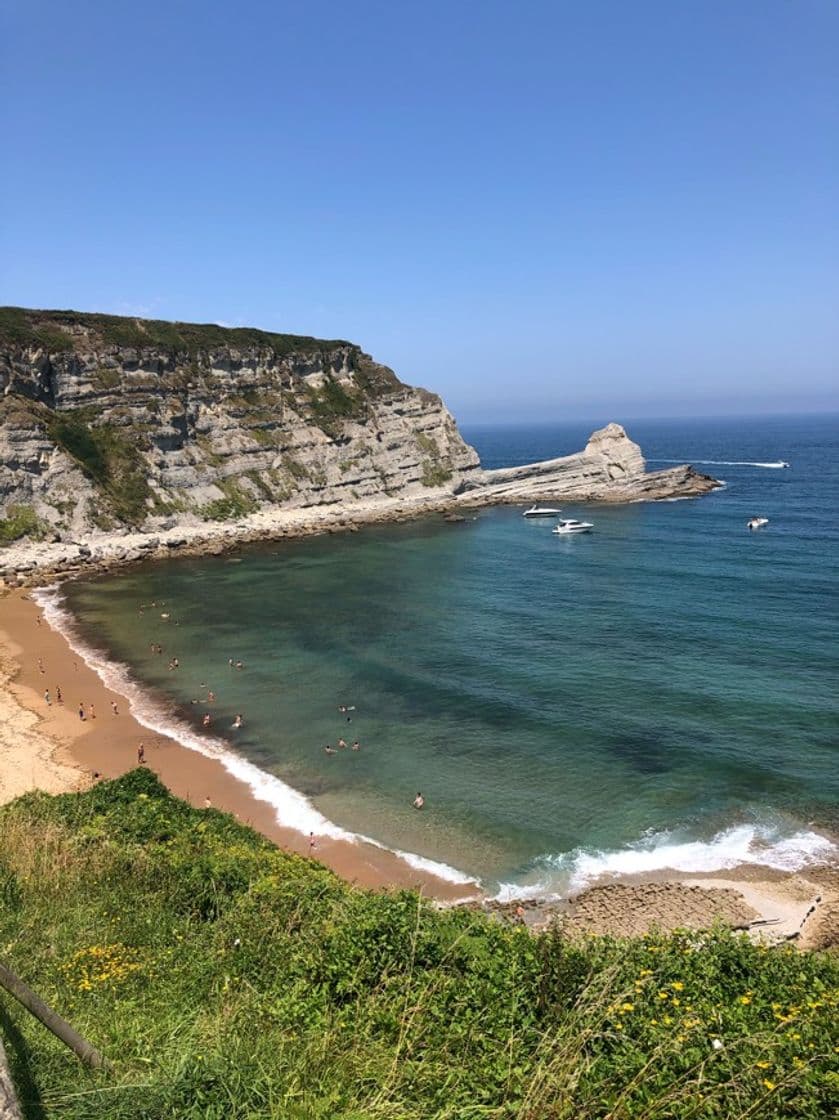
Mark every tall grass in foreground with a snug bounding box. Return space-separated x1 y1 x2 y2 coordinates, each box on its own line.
0 770 836 1119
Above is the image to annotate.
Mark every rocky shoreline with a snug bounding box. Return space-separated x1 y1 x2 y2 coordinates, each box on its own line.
1 423 721 588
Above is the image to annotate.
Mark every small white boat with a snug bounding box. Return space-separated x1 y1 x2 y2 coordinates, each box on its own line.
523 504 562 518
552 519 593 535
747 517 769 530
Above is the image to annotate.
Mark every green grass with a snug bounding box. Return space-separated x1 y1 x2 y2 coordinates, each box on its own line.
0 772 835 1119
0 307 352 358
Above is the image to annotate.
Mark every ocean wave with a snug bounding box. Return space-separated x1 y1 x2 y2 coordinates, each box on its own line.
493 880 561 904
648 458 789 469
32 585 477 889
541 823 836 894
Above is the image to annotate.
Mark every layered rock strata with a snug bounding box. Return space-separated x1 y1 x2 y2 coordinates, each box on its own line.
0 309 720 581
462 423 719 504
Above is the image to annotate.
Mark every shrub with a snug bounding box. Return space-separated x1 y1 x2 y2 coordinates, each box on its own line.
0 503 44 543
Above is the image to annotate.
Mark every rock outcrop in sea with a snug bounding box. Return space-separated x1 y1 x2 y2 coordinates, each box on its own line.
0 307 719 579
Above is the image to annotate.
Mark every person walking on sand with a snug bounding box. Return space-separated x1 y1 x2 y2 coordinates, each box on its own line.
111 700 119 715
137 743 146 765
308 832 316 855
78 703 86 721
413 792 425 810
44 689 51 706
56 685 63 704
89 704 96 719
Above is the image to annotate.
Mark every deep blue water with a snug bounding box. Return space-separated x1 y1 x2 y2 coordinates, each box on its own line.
57 414 839 894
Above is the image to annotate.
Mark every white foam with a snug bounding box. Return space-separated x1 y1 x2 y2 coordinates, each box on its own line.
550 823 837 894
32 585 478 889
493 880 561 904
648 459 788 469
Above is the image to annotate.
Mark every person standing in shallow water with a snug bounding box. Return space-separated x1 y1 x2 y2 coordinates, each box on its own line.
413 792 425 809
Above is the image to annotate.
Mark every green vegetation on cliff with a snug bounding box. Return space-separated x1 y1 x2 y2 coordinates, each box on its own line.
0 307 352 357
0 772 835 1119
46 411 151 525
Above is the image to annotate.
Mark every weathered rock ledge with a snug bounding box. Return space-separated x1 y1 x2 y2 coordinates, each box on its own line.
462 422 720 504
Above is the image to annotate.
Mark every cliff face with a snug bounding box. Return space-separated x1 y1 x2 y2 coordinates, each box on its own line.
0 308 481 542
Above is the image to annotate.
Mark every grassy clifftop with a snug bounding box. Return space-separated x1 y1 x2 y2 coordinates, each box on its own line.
0 771 836 1119
0 307 353 356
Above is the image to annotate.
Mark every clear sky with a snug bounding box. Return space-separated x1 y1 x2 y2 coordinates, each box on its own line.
2 1 837 422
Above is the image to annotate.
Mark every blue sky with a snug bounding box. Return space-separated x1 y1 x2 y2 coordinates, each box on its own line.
2 1 837 422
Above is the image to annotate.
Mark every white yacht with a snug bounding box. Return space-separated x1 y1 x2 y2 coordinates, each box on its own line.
747 517 769 530
552 519 593 535
523 504 562 518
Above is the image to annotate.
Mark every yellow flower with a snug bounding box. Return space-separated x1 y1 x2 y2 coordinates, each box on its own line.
640 969 653 977
756 1061 770 1069
672 998 681 1007
671 981 684 991
620 1003 634 1013
762 1080 776 1091
739 995 752 1005
658 991 669 1000
650 1018 659 1026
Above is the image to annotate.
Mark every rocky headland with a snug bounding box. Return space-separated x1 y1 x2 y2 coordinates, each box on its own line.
0 307 720 583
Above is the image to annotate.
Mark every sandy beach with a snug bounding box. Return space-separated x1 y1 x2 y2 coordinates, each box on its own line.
1 586 836 943
0 588 477 899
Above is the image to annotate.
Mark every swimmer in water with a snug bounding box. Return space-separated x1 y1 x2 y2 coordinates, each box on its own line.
202 713 212 728
232 714 243 729
337 737 347 749
351 740 360 751
324 745 337 754
412 792 425 810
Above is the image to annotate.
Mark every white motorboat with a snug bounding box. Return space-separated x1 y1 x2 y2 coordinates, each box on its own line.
747 517 769 530
552 519 593 535
523 504 562 517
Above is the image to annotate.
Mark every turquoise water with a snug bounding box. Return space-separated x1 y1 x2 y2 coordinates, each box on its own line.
55 414 839 894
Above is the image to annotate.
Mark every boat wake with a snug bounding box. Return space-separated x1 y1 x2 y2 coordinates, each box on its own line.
33 585 475 889
649 458 789 469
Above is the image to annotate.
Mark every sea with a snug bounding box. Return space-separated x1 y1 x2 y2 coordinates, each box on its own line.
40 413 839 898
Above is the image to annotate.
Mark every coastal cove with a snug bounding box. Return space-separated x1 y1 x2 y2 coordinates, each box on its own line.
7 414 835 912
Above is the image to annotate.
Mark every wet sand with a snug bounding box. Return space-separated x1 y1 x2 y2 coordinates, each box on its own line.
0 589 477 900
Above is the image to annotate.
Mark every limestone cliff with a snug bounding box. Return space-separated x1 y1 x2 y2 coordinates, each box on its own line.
0 309 720 564
0 308 481 542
